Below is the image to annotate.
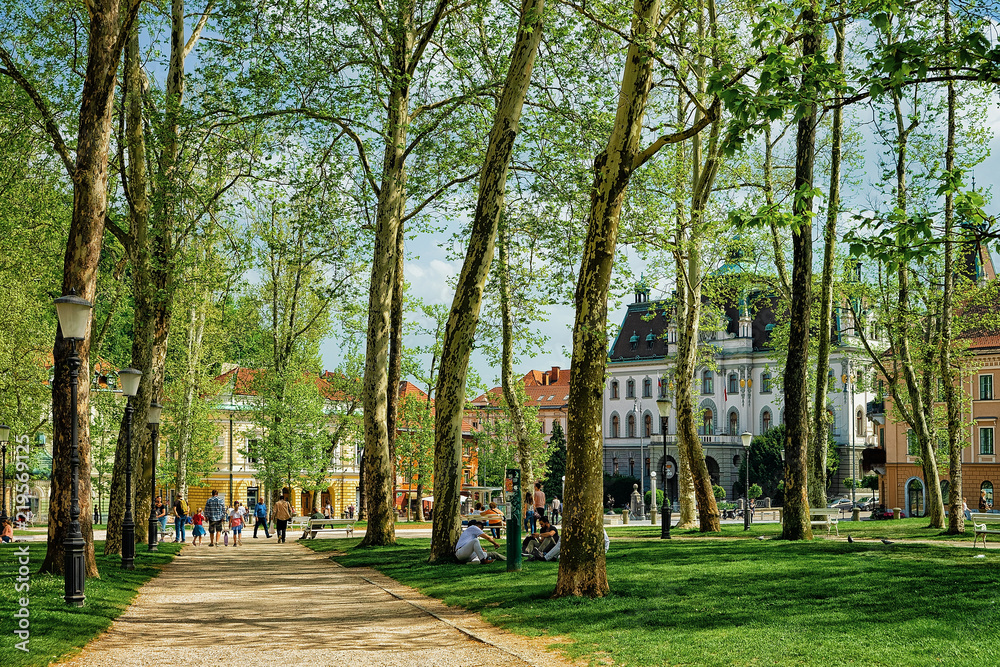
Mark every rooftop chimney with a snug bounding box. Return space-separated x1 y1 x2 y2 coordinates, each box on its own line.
549 366 560 384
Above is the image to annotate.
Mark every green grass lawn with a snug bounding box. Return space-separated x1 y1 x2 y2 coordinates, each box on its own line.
0 541 179 666
607 516 978 542
304 536 1000 667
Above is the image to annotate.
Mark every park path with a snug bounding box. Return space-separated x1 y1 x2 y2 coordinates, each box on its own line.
60 534 575 667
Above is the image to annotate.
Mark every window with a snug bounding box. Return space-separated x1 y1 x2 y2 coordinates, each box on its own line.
728 373 739 395
981 374 994 400
612 456 619 475
626 379 635 399
981 427 995 456
627 414 636 438
643 413 652 437
761 372 772 394
611 380 619 399
762 409 772 432
645 457 650 476
982 481 994 507
246 439 259 464
643 378 652 398
907 430 919 456
646 332 656 349
879 427 885 448
702 371 714 395
700 409 714 435
629 457 635 477
856 409 864 435
611 415 620 438
729 411 739 435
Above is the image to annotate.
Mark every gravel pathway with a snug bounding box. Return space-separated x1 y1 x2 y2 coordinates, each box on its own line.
59 534 576 667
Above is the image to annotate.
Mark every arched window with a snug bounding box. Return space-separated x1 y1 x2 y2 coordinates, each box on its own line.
856 408 864 435
611 380 619 399
626 379 635 399
644 413 652 438
728 373 739 395
761 372 772 393
643 377 652 398
762 409 772 432
908 478 925 517
729 411 739 435
629 457 635 477
702 371 714 395
981 481 994 507
627 414 636 438
705 456 721 485
611 415 620 438
700 408 714 435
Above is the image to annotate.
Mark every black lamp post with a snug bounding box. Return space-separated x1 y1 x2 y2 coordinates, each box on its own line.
118 367 142 570
0 424 10 526
146 402 163 551
741 431 753 531
54 290 93 606
656 397 672 539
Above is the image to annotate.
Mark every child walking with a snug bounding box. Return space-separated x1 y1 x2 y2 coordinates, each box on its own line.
230 501 245 546
191 508 206 545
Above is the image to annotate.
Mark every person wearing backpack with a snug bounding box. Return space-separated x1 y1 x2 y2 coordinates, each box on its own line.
173 495 189 543
253 499 271 538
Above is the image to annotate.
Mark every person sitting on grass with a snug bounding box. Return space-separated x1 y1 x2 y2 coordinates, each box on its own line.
455 520 504 564
522 515 558 560
543 528 610 562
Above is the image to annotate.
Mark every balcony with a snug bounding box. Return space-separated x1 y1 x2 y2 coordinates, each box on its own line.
866 400 886 425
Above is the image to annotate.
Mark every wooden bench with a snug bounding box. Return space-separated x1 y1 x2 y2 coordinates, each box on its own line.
301 518 356 539
461 514 506 535
809 508 840 536
970 513 1000 548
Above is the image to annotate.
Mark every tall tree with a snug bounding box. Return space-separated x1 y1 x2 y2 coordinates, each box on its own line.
431 0 546 560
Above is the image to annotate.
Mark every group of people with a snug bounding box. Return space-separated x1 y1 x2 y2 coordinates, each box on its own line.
455 480 606 564
151 490 297 547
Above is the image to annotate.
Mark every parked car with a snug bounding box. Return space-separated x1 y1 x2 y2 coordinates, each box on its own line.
828 497 852 511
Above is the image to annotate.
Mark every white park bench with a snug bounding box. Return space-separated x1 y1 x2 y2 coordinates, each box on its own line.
300 517 356 539
970 513 1000 548
809 508 840 536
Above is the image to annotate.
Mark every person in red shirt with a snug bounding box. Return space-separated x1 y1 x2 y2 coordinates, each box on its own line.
191 508 206 546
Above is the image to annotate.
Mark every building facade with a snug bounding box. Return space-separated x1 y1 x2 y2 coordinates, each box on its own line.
603 284 877 505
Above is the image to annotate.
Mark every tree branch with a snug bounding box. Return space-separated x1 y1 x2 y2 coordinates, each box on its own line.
183 1 216 60
402 171 478 223
634 100 720 169
408 0 451 78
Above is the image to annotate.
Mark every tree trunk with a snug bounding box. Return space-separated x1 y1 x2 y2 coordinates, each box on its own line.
360 61 409 547
781 3 819 541
556 0 661 596
941 3 963 535
808 21 844 509
430 0 545 561
105 25 156 556
498 215 535 493
387 219 405 516
40 0 142 577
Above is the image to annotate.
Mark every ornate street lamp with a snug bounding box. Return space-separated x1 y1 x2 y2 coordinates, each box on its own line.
0 424 10 525
656 397 672 539
146 402 163 551
118 367 142 570
741 431 753 531
54 290 92 606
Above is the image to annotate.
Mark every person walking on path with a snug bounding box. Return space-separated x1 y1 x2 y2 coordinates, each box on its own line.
533 482 546 518
551 497 561 524
191 508 206 545
205 489 227 547
172 495 189 543
230 501 245 546
253 499 271 538
273 494 294 543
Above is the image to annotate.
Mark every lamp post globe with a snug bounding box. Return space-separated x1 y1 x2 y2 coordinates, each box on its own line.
741 431 753 531
119 368 142 570
147 402 163 551
54 290 93 606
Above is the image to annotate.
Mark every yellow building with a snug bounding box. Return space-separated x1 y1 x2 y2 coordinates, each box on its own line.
190 366 361 517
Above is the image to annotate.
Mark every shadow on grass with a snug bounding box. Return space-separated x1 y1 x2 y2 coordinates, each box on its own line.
305 536 1000 667
0 541 181 667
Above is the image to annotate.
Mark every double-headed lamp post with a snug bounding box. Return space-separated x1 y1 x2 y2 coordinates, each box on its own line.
54 290 93 606
146 402 163 552
656 397 672 539
0 424 10 525
741 431 753 531
118 367 142 571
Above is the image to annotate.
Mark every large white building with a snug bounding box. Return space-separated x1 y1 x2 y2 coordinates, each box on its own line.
603 281 876 504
